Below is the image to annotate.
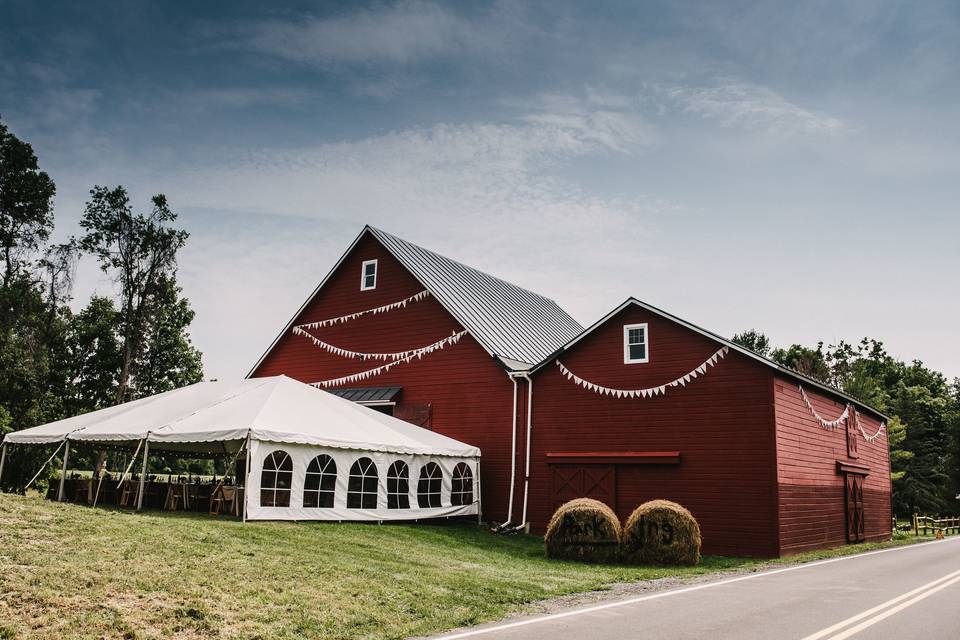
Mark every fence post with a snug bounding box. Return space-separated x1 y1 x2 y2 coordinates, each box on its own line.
913 513 918 536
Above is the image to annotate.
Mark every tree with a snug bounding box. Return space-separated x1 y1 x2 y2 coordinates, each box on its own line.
732 329 771 357
133 274 203 397
65 296 123 416
78 186 189 402
770 343 831 384
0 117 57 287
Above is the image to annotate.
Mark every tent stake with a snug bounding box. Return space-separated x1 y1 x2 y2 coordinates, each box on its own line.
136 437 150 511
25 440 66 492
57 441 70 501
0 442 7 485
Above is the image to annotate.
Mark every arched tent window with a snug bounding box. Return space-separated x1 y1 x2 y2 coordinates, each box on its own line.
348 457 378 509
260 450 293 507
417 462 443 508
387 461 410 509
304 454 337 508
451 462 473 506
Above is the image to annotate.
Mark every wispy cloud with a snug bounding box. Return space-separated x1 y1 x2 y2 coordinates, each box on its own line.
665 81 845 135
240 1 501 66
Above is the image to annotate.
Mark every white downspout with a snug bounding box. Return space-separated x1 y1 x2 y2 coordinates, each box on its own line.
519 373 534 529
503 375 519 527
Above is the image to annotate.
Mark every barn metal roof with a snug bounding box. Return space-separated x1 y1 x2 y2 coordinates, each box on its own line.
327 386 401 404
367 226 584 367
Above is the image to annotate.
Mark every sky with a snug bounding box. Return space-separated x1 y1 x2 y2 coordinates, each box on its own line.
1 0 958 381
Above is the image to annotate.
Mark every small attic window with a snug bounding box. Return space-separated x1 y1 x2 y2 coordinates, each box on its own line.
624 323 649 364
361 259 377 290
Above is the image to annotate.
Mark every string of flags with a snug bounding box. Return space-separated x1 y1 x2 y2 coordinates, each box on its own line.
556 346 729 398
293 290 430 331
311 330 468 388
798 385 886 442
292 326 450 361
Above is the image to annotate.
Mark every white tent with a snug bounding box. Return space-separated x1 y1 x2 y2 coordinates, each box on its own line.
1 376 480 522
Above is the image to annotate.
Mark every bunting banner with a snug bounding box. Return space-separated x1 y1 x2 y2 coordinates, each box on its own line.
310 330 468 388
556 346 729 399
798 385 886 442
854 409 887 442
292 326 453 361
798 385 849 429
293 290 430 331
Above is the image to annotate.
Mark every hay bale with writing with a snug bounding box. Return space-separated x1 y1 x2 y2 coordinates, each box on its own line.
544 498 622 563
622 499 701 566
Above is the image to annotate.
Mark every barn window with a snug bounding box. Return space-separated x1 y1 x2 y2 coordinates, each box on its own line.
303 454 337 508
360 259 378 290
347 457 378 509
417 462 443 508
260 450 293 507
623 323 649 364
451 462 473 506
387 461 410 509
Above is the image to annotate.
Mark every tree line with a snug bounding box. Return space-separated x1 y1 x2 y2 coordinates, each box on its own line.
0 116 204 491
732 329 960 515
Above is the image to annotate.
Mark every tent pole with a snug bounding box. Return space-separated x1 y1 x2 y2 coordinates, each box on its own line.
0 442 7 485
476 459 482 525
242 432 251 523
25 440 66 492
57 441 70 501
136 437 150 511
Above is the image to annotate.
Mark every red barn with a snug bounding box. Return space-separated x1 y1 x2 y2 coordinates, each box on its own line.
249 225 891 557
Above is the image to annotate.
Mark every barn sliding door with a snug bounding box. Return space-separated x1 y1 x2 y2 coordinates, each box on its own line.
551 465 616 511
844 473 865 543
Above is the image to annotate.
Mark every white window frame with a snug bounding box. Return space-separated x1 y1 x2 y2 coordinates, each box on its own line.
360 259 378 291
623 323 649 364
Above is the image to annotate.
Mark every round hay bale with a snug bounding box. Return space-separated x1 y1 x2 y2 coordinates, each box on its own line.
621 499 701 566
544 498 622 563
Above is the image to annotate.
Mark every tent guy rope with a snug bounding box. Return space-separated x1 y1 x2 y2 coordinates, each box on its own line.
311 330 468 388
293 290 430 331
556 346 730 398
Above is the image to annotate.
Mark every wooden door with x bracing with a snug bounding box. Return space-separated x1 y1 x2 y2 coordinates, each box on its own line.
844 473 866 543
551 465 616 511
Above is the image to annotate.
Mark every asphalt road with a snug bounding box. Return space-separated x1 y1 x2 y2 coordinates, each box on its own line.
430 537 960 640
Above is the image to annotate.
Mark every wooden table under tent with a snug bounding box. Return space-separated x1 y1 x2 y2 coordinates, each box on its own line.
0 376 481 523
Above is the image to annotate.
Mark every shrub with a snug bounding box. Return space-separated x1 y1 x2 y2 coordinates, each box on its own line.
544 498 622 563
622 499 701 566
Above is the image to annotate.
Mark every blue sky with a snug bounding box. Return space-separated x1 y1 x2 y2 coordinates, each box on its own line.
2 0 958 380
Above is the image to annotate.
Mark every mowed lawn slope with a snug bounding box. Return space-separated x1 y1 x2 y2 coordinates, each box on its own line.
0 494 915 639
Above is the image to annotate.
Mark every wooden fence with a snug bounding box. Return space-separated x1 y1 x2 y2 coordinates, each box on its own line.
910 514 960 537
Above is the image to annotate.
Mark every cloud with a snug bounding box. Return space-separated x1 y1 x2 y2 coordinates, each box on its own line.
240 1 500 66
665 81 845 135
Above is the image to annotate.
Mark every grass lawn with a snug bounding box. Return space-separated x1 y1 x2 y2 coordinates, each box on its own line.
0 493 927 639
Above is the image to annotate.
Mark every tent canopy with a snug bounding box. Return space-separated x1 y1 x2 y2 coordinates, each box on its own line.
2 376 479 458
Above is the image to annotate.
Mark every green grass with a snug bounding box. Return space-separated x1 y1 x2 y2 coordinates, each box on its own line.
0 493 929 639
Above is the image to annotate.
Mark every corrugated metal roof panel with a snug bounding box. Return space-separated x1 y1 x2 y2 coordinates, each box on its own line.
368 226 584 366
328 386 402 403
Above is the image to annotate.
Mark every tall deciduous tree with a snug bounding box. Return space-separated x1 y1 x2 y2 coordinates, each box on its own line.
0 117 56 287
134 274 203 397
78 186 189 402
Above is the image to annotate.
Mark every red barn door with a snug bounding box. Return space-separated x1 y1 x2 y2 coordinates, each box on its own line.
844 473 865 543
551 465 616 511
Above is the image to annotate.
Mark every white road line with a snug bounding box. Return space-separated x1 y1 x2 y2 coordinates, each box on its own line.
800 568 960 640
820 573 960 640
432 537 960 640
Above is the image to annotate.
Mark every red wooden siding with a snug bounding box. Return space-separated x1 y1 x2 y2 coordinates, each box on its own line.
250 234 517 520
528 305 780 557
773 380 892 555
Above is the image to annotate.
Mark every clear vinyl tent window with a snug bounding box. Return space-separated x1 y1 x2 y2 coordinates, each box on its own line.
360 259 377 290
417 462 443 508
623 323 649 364
303 454 337 508
347 457 379 509
386 460 410 509
451 462 473 506
260 450 293 507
